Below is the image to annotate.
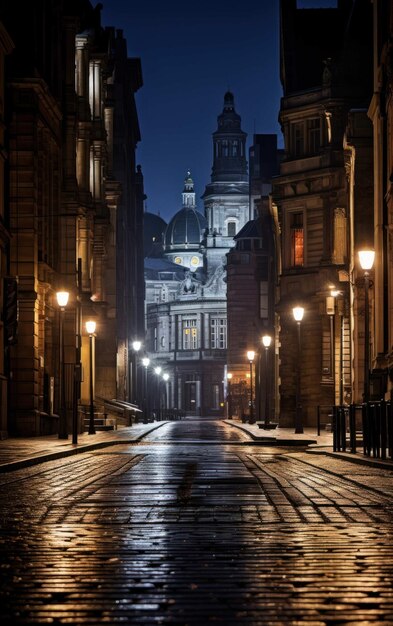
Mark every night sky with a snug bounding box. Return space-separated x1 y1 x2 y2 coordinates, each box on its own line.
101 0 337 223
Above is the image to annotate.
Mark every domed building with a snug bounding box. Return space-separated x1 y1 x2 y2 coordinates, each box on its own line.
144 93 250 416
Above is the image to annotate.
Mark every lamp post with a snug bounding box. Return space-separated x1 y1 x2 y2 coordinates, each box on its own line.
57 291 69 439
142 357 150 421
292 306 304 434
226 372 233 419
86 320 96 435
154 366 162 419
358 249 375 402
262 335 272 428
163 372 169 414
132 340 142 405
247 350 255 424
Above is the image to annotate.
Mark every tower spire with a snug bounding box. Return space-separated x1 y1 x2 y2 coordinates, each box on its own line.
182 170 196 208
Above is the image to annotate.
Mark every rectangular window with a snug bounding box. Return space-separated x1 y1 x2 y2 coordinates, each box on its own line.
290 213 304 267
333 208 347 264
182 318 197 350
227 222 236 237
293 122 305 157
212 384 220 409
308 118 321 153
259 281 268 319
211 318 227 349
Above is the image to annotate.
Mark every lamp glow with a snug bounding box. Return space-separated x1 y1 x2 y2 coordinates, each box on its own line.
163 373 169 381
132 340 142 352
358 249 375 271
85 320 96 335
227 372 233 380
155 366 162 375
292 306 304 322
262 335 272 348
247 350 255 362
142 357 150 367
56 291 69 308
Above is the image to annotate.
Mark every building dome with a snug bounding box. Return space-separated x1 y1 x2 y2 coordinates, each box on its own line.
144 212 167 258
164 206 207 250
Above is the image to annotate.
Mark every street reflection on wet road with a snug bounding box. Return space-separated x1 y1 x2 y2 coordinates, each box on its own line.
0 417 393 624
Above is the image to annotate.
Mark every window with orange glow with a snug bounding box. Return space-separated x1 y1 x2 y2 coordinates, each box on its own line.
290 213 304 267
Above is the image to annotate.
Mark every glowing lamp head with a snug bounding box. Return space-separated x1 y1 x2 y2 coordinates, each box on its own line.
132 340 141 352
292 306 304 322
227 372 233 381
247 350 255 362
358 249 375 271
142 357 150 367
85 320 96 335
155 366 162 375
163 373 169 381
56 291 69 308
262 335 272 348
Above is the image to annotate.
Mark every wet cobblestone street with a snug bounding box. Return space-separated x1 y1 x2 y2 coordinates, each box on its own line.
1 419 393 624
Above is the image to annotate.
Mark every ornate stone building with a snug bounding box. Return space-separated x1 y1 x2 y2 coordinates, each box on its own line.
273 0 373 426
144 93 250 415
0 22 14 438
367 0 393 399
1 2 144 436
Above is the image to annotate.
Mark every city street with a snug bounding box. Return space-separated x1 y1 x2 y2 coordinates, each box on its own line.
1 418 393 624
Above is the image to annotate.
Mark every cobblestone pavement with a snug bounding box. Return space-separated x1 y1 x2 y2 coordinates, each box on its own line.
1 418 393 624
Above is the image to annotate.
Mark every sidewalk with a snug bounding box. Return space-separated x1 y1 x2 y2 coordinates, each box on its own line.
0 418 392 473
0 421 166 473
226 418 393 471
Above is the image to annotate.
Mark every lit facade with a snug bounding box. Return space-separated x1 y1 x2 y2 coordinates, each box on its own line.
274 0 373 426
144 93 249 415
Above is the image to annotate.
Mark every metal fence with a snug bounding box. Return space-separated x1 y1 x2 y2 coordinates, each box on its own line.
332 401 393 460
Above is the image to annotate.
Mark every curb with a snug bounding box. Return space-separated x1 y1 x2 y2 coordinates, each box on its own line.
306 446 393 471
0 422 167 473
224 420 317 446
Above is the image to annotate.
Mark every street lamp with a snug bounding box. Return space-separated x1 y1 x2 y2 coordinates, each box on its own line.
142 357 150 421
56 291 69 439
154 366 162 419
226 372 233 419
292 306 304 434
262 335 272 428
86 319 96 435
358 249 375 402
247 350 255 424
163 372 169 414
131 340 142 405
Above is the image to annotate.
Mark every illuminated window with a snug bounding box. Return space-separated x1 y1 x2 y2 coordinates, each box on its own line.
182 318 197 350
333 208 347 264
210 318 227 349
290 213 304 267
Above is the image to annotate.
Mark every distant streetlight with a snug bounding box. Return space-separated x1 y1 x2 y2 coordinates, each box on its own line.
162 372 169 413
56 291 69 439
261 335 272 428
131 340 142 405
247 350 255 424
358 249 375 402
154 366 162 419
292 306 304 434
226 372 233 419
142 357 150 421
86 320 96 435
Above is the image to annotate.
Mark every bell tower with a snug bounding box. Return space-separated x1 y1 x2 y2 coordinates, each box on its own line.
202 92 250 277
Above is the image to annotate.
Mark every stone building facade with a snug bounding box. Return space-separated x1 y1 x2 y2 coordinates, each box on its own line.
144 93 250 415
1 2 144 436
273 0 373 427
